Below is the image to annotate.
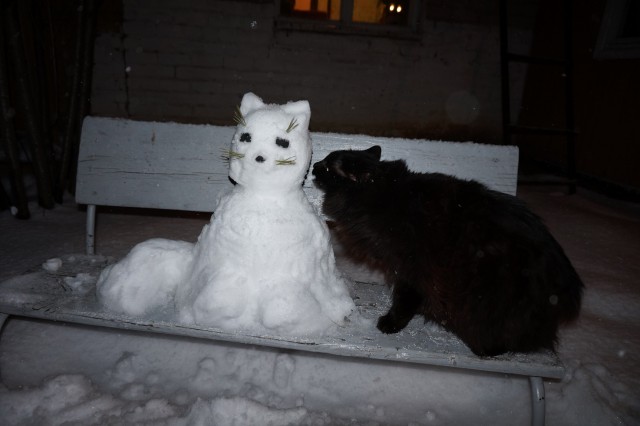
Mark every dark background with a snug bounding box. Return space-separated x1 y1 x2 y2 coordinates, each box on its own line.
1 0 639 217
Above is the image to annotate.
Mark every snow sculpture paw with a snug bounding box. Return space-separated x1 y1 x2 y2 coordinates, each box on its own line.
97 239 194 317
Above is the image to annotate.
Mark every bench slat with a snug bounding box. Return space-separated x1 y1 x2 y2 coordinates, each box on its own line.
76 117 519 213
76 118 233 211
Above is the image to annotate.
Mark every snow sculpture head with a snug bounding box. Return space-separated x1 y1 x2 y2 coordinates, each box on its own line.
228 93 312 194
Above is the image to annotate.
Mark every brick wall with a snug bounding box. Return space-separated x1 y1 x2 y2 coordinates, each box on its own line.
91 0 531 143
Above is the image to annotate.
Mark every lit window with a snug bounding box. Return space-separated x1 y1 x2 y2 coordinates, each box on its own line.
280 0 338 20
277 0 420 36
351 1 408 26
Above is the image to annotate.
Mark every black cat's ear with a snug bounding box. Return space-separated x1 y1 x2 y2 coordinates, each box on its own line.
365 145 382 160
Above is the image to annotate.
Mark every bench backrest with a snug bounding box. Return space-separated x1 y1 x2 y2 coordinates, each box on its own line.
76 117 519 214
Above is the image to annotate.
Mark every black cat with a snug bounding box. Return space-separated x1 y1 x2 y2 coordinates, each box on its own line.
312 146 583 356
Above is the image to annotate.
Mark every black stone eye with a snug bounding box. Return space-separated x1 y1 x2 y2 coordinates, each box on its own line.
276 137 289 148
240 133 251 142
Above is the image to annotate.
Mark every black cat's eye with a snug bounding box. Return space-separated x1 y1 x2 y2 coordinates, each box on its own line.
276 137 289 148
240 132 251 142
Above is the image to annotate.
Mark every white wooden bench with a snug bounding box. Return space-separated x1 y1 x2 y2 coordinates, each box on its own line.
0 116 563 426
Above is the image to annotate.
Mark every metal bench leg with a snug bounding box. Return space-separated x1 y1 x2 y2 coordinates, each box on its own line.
0 313 9 380
86 204 96 255
529 376 545 426
0 313 8 332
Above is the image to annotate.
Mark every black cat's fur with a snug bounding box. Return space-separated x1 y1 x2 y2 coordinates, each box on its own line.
312 146 583 356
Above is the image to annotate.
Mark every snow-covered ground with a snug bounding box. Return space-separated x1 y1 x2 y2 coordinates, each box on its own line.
0 185 638 425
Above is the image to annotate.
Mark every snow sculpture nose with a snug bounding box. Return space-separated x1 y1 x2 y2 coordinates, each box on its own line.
255 155 265 163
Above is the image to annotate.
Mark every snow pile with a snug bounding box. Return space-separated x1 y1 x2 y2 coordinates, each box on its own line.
186 397 307 426
42 258 62 272
0 372 307 426
97 93 355 335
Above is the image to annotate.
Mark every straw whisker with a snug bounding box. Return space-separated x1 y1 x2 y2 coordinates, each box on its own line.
286 118 299 133
220 148 245 163
276 156 296 166
233 106 246 127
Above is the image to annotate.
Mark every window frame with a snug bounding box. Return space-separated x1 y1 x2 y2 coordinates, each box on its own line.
594 0 640 59
274 0 422 39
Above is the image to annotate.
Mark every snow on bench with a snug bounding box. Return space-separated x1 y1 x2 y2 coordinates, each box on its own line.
0 116 560 426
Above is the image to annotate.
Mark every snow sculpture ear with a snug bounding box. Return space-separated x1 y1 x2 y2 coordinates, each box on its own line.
282 100 311 131
239 92 265 116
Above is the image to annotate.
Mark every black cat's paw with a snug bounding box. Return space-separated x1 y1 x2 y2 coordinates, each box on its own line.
377 314 405 334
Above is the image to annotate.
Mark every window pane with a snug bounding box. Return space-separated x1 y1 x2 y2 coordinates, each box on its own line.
353 0 409 25
280 0 341 20
329 0 341 20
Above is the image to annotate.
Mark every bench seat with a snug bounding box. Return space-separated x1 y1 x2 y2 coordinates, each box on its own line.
0 116 560 426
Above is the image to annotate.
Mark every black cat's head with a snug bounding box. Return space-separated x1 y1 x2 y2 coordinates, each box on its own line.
312 146 382 191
